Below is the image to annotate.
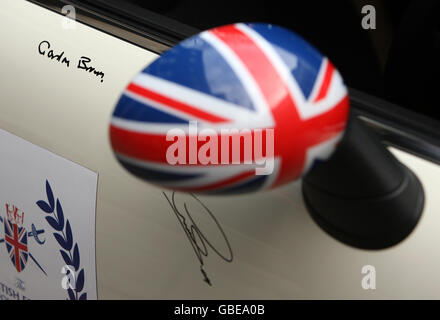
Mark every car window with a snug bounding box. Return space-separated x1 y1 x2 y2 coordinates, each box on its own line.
74 0 439 121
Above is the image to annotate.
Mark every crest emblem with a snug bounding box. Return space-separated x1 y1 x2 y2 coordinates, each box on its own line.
4 204 28 273
0 203 47 275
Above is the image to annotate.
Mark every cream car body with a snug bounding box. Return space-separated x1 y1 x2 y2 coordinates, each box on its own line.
1 0 440 299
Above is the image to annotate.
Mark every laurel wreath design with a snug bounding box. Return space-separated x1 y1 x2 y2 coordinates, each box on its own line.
36 180 87 300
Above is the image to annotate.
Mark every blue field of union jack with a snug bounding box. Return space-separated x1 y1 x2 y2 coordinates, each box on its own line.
110 23 349 193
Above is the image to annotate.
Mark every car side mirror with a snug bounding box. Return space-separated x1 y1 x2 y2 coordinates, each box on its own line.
109 23 424 249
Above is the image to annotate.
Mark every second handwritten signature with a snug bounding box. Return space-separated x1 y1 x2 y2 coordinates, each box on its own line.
163 192 233 286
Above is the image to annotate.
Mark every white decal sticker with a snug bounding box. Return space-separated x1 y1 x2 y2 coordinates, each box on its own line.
0 129 97 300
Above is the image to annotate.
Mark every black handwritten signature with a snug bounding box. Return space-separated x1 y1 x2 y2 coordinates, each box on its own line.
163 192 233 286
38 40 105 83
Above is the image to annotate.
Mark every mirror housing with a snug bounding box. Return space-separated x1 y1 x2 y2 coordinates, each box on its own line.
109 23 424 249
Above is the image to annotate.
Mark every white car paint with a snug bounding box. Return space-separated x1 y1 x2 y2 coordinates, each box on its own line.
1 0 440 299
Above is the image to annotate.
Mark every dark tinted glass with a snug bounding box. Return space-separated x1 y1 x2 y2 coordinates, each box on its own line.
80 0 440 120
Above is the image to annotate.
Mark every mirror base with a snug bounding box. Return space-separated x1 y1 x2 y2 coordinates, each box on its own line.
303 164 424 249
302 118 424 249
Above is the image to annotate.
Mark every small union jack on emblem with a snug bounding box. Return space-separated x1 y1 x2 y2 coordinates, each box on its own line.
0 203 47 275
4 204 28 273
